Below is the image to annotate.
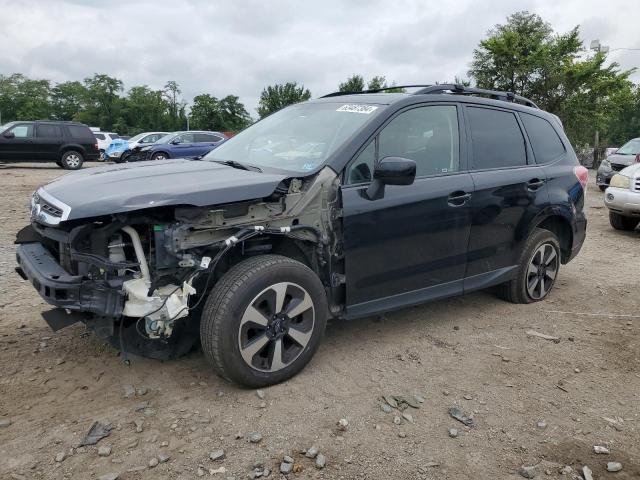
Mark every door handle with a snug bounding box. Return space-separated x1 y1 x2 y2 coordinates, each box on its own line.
447 191 471 207
527 178 546 191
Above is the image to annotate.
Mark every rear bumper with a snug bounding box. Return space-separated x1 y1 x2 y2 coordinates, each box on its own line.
16 242 124 317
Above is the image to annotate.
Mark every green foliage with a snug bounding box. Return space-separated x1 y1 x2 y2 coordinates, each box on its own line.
257 82 311 118
469 11 637 145
0 73 252 135
367 76 387 90
339 74 365 92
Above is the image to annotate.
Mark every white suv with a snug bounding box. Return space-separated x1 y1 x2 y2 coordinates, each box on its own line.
604 163 640 231
93 132 119 160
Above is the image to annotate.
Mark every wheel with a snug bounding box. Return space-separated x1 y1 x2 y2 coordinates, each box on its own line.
60 150 84 170
152 152 168 160
609 211 639 231
99 149 106 161
497 228 561 304
114 151 131 163
599 185 606 192
200 255 328 387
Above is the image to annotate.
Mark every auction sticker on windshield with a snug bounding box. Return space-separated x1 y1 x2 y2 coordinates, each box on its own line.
336 104 378 114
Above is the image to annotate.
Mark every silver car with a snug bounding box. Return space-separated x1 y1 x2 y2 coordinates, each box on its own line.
604 162 640 231
597 138 640 191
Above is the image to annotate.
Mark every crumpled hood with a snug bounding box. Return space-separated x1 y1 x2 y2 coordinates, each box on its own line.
41 159 288 221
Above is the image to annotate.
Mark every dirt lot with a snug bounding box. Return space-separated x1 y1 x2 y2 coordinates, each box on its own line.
0 162 638 480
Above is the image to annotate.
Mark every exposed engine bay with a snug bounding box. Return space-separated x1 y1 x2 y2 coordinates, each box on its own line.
16 167 343 355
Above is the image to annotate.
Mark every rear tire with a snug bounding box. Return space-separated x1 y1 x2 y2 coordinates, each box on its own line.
497 228 561 304
200 255 328 387
609 211 639 231
60 150 84 170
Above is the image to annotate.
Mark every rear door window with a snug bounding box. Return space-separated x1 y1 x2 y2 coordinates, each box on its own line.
94 133 105 140
467 107 527 169
68 125 93 139
37 124 62 138
520 113 565 164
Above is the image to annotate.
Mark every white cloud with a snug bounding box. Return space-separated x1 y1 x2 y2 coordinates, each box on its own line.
0 0 638 116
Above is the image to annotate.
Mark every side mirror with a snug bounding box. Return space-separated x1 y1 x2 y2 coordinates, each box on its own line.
366 156 416 200
3 131 15 139
170 139 180 145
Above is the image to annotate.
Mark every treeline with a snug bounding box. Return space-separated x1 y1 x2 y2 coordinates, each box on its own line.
0 74 254 134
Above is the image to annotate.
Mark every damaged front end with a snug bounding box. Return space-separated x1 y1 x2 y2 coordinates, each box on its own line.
16 167 343 357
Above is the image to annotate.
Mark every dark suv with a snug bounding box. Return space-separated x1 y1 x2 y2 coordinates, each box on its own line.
0 120 99 169
15 85 587 387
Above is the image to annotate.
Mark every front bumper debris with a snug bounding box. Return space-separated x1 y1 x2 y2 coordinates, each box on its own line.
16 242 124 318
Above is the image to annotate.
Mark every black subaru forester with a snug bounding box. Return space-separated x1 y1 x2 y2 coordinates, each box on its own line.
16 85 587 387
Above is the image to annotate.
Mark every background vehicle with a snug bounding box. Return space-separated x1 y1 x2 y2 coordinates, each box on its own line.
106 131 169 162
15 85 587 387
604 163 640 231
125 130 226 161
0 120 99 169
597 138 640 191
93 131 119 160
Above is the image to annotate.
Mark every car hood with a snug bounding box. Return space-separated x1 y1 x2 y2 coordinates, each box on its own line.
607 153 637 166
41 159 288 221
620 163 640 177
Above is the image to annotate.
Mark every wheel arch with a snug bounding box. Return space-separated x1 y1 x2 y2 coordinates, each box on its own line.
528 210 574 264
58 144 86 159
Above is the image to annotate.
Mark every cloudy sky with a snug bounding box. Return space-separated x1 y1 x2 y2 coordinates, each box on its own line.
1 0 638 117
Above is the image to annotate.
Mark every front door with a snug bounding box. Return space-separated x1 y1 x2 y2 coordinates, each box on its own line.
463 105 549 284
341 104 474 318
0 123 35 160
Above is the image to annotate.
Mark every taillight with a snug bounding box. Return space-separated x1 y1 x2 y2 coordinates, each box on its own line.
95 142 99 150
635 153 640 163
574 165 588 189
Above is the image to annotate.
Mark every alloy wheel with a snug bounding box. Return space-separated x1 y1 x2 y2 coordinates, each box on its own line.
65 154 81 168
238 282 315 372
526 243 558 300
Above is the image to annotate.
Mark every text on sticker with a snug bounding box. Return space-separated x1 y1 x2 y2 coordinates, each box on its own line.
336 104 378 114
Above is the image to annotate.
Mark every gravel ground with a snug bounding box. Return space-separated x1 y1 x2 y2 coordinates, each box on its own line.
0 162 638 480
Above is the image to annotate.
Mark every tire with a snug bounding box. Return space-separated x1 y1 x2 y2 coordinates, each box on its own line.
609 211 639 231
99 149 106 161
60 150 84 170
497 228 561 304
200 255 328 387
152 152 168 160
599 185 606 192
114 151 131 164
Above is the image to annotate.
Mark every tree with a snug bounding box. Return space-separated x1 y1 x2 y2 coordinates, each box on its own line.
218 95 252 131
124 85 170 132
190 94 252 132
163 80 184 129
0 74 52 122
468 11 635 146
78 74 124 130
51 81 87 120
257 82 311 118
339 74 365 92
367 76 387 90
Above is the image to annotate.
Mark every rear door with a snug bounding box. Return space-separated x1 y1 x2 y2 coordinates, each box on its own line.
0 123 35 160
170 132 198 157
341 104 474 317
463 105 549 287
193 133 224 155
34 123 64 160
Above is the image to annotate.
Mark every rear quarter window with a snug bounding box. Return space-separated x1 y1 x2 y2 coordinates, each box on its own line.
520 112 565 164
68 125 95 140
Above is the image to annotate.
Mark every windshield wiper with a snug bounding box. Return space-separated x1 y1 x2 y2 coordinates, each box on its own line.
211 160 262 172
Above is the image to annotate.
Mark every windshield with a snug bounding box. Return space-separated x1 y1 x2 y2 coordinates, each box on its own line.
156 133 178 144
128 133 146 142
616 138 640 155
203 102 383 173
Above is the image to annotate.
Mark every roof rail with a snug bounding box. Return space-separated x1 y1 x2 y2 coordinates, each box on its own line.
321 85 432 98
413 84 539 109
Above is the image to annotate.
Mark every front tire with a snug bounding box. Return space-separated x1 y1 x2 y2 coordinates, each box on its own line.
200 255 328 387
152 152 168 160
497 228 561 304
60 150 84 170
609 211 639 231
